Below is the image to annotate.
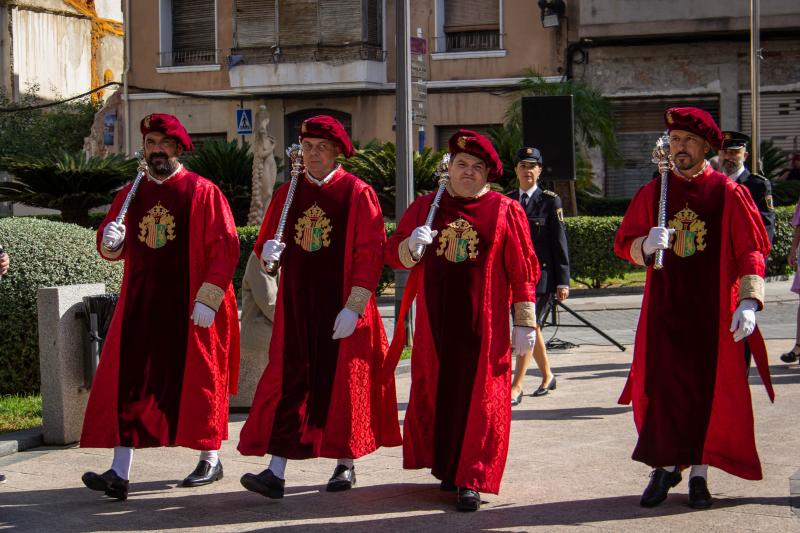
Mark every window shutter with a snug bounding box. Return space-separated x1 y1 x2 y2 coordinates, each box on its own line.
235 0 277 48
364 0 382 46
278 0 319 47
444 0 499 32
172 0 215 50
740 92 800 154
319 0 362 44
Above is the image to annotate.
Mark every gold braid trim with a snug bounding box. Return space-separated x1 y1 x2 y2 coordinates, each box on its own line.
100 243 123 260
345 286 372 316
513 302 537 328
630 236 647 267
738 275 765 309
195 282 225 312
398 238 421 268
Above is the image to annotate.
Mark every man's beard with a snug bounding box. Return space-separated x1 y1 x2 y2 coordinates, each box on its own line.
147 153 179 177
673 151 701 171
721 158 742 176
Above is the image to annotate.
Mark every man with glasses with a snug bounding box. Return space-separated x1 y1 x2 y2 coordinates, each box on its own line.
81 114 241 500
239 115 401 499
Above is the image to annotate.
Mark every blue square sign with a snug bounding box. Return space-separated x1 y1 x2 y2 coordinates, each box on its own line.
236 108 253 135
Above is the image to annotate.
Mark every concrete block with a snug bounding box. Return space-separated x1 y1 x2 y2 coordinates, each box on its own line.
37 283 105 445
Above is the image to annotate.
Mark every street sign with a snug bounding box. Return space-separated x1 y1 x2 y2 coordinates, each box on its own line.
236 108 253 135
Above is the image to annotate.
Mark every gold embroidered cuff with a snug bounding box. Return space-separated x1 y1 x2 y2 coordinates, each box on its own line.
513 302 537 328
196 282 225 312
398 238 420 269
630 236 647 267
345 286 372 316
100 244 123 260
739 274 765 309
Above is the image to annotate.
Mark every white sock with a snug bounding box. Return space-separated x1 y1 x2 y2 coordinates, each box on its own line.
268 455 287 480
337 458 354 469
111 446 133 480
199 450 219 467
690 464 708 479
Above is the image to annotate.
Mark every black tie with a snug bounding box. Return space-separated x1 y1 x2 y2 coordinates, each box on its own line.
520 192 529 209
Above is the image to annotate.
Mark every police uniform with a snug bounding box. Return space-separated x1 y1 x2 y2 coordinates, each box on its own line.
721 131 775 243
507 147 570 324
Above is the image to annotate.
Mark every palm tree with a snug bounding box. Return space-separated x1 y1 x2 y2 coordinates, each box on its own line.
340 141 447 219
182 140 253 226
0 151 137 226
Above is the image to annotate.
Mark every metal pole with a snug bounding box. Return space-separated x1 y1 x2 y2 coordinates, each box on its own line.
395 0 415 346
750 0 761 173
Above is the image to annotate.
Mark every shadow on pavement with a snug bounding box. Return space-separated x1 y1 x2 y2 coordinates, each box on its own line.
1 483 790 532
511 406 631 421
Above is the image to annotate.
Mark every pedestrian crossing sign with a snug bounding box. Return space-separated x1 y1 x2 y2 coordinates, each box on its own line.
236 108 253 135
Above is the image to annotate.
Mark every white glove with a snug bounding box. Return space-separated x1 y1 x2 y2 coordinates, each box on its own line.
332 307 359 340
730 298 758 342
102 221 126 250
407 226 438 254
261 240 286 263
191 302 216 328
642 226 675 257
512 326 537 355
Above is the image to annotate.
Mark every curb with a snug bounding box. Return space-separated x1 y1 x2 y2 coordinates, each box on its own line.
0 427 43 458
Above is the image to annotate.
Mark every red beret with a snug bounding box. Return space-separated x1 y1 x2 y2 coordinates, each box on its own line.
140 113 194 151
448 129 503 181
664 107 723 150
300 115 355 158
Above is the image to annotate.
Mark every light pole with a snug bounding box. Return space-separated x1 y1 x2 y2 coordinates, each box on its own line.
750 0 761 173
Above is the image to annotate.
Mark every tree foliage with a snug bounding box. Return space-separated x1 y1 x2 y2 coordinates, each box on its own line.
0 151 137 226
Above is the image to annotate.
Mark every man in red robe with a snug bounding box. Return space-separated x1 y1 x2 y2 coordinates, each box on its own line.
615 107 773 510
80 114 241 500
384 130 540 512
238 115 401 498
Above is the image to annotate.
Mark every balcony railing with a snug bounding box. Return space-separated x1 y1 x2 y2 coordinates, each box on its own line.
159 49 220 67
227 44 386 66
441 30 501 52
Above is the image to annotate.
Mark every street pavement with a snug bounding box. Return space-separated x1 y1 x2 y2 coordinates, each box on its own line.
0 281 798 532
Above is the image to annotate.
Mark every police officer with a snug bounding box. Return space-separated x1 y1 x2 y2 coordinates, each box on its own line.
718 131 775 243
507 147 570 404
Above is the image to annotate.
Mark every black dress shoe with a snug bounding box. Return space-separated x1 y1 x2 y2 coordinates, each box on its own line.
640 468 682 507
181 460 223 487
511 390 523 406
532 376 557 397
780 345 800 363
82 469 130 501
439 480 457 492
688 476 713 509
326 464 356 492
240 468 285 499
457 488 481 512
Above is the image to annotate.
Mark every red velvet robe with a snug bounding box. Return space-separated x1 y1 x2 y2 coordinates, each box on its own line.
385 189 539 494
238 167 401 460
614 164 773 480
81 167 241 451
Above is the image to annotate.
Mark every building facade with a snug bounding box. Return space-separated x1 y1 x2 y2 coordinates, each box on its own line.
566 0 800 197
118 0 562 168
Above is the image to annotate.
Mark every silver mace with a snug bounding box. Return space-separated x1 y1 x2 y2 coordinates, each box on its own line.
413 153 451 258
651 132 672 270
115 150 147 225
263 143 303 274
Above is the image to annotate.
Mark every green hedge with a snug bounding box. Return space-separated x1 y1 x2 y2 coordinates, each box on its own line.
769 206 794 277
0 217 122 395
772 180 800 208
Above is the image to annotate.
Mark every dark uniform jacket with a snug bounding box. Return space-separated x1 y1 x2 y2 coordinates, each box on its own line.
508 187 570 295
733 168 775 244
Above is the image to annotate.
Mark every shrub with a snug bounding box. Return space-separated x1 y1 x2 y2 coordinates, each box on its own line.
0 218 122 395
564 216 636 288
772 180 800 207
768 206 794 277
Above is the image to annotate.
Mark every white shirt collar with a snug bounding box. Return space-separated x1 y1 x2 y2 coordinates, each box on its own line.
729 165 747 181
519 184 538 197
305 165 340 187
147 163 183 184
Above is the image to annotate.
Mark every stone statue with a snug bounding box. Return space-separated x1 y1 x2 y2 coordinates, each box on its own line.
247 105 278 226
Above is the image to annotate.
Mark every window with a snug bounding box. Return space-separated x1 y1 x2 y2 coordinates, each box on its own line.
441 0 500 52
160 0 217 67
232 0 383 63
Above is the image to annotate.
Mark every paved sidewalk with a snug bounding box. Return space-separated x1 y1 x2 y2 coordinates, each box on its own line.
1 337 798 532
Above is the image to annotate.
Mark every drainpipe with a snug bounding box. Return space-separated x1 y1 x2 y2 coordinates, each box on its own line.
123 0 131 155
